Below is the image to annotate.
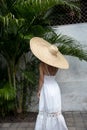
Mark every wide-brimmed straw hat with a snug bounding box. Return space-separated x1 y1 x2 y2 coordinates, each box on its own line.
30 37 69 69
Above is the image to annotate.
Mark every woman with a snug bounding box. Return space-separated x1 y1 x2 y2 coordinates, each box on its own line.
37 62 58 99
30 37 69 130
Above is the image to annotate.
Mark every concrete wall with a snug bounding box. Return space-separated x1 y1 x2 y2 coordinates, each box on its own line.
55 23 87 111
56 56 87 111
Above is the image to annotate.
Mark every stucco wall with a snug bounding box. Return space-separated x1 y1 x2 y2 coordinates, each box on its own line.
54 23 87 111
56 56 87 111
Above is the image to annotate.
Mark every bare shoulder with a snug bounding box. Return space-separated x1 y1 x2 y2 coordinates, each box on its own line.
39 62 58 75
39 62 44 68
39 62 44 70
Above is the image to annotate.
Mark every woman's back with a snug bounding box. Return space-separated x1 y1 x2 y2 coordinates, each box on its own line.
40 62 58 76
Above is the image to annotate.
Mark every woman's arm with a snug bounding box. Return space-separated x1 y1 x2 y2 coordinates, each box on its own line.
37 63 44 98
38 63 44 91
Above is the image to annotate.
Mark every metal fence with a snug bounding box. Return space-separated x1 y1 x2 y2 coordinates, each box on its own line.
50 0 87 25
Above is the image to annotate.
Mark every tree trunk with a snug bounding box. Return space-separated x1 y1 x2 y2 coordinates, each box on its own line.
7 61 17 110
7 65 12 87
17 94 23 113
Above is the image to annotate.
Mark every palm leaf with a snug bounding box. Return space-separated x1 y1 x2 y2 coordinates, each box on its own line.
21 70 36 85
45 33 87 61
0 83 16 100
13 0 80 23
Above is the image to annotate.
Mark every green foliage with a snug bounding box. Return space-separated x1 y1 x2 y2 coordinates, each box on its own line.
0 83 15 100
0 82 16 117
44 32 87 61
0 13 29 61
16 53 38 112
54 34 87 61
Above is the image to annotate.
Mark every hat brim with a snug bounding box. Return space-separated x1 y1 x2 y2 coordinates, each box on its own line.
30 37 69 69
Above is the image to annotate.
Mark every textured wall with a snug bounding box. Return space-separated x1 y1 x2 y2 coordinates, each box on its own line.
56 56 87 111
54 23 87 111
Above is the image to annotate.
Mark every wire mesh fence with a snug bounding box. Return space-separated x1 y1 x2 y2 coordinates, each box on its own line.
50 0 87 25
80 0 87 22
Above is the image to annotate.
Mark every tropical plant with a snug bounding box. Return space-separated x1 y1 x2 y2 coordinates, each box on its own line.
0 82 16 117
16 53 38 113
44 33 87 61
0 0 87 114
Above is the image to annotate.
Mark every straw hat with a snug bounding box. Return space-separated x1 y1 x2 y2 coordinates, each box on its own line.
30 37 69 69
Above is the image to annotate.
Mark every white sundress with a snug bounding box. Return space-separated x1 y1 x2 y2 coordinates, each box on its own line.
35 73 68 130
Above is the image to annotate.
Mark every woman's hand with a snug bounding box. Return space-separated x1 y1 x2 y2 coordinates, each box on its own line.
37 90 41 99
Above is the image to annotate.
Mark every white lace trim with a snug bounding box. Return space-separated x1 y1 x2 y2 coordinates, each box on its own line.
38 111 61 117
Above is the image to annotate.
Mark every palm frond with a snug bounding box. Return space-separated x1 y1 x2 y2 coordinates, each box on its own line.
0 13 25 36
13 0 80 22
0 83 16 100
43 31 87 61
22 70 36 85
50 33 87 61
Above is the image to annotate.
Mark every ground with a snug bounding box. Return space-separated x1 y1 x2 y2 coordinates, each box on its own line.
0 112 37 123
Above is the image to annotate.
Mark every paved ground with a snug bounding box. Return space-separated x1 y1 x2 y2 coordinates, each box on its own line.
0 111 87 130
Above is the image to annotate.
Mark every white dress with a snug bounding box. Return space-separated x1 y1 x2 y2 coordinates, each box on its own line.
35 74 68 130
